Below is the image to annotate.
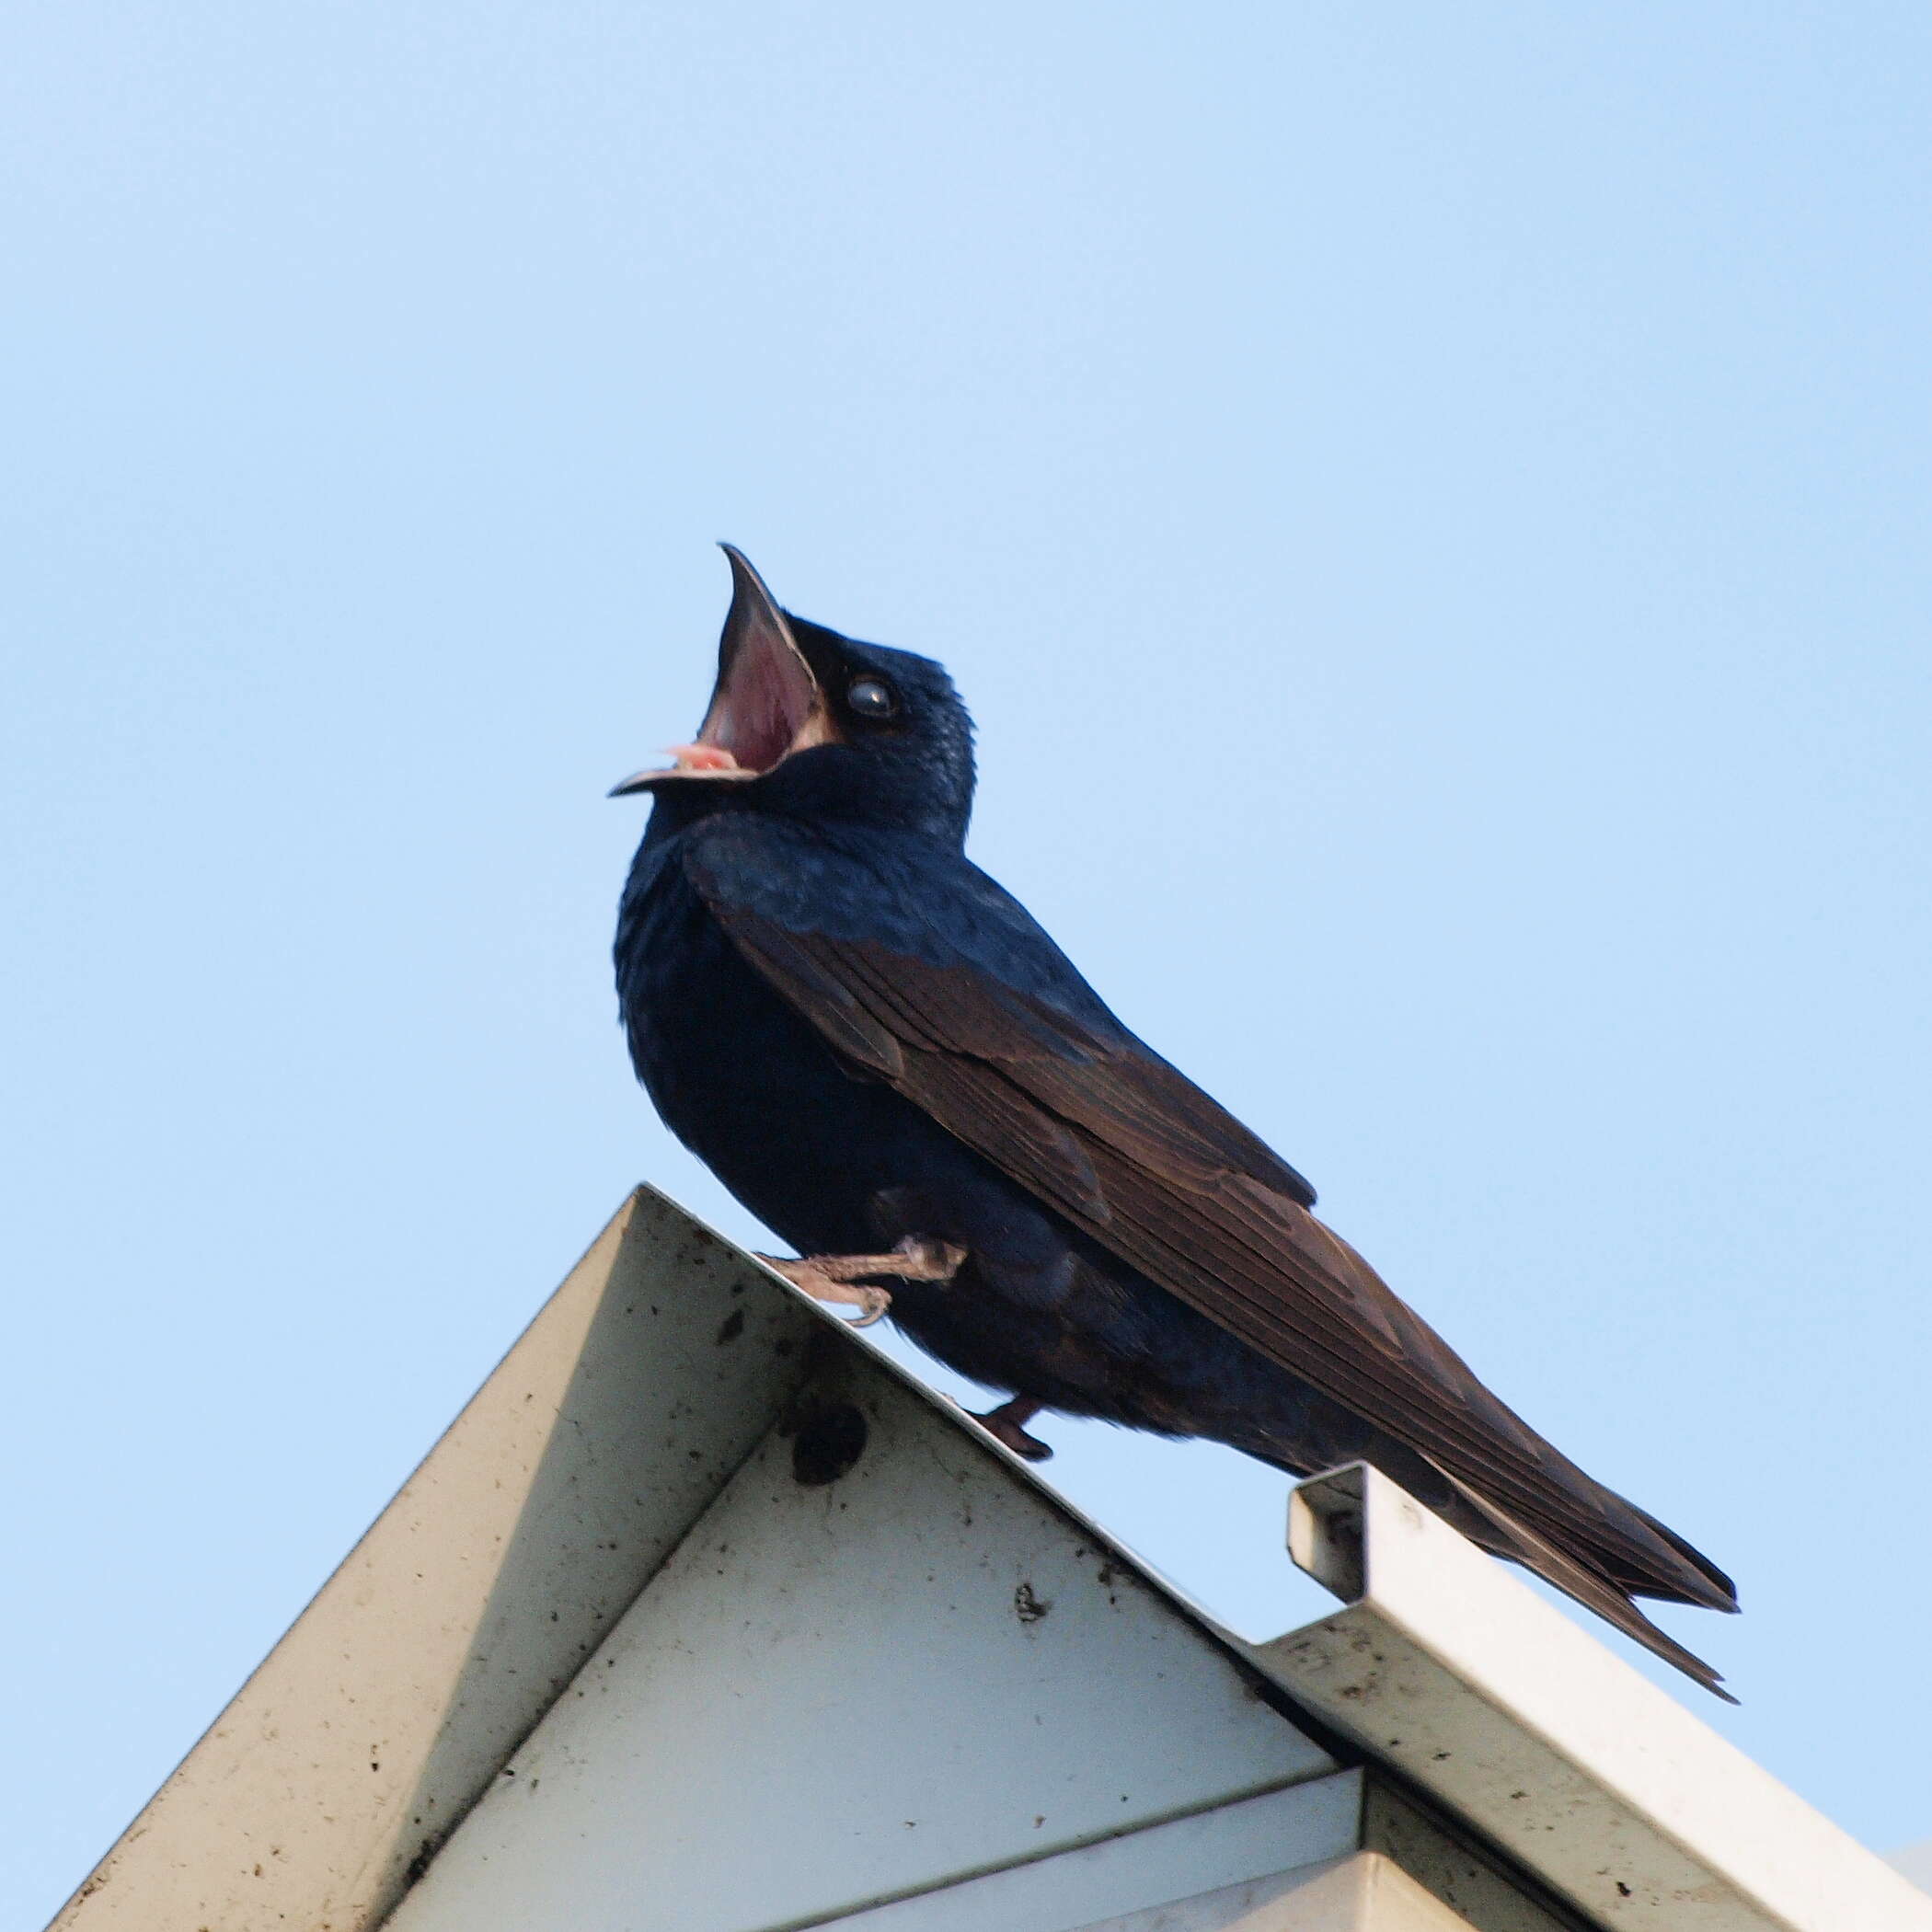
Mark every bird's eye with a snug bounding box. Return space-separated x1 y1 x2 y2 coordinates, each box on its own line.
846 677 898 719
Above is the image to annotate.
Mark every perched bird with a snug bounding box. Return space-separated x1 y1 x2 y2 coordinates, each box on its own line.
613 546 1739 1696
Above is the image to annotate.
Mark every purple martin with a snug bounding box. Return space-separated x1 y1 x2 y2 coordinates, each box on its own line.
612 547 1739 1696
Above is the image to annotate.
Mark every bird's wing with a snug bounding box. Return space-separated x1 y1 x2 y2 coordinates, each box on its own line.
683 823 1736 1686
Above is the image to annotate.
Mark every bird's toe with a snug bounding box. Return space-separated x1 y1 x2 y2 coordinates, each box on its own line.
969 1397 1053 1462
756 1254 895 1325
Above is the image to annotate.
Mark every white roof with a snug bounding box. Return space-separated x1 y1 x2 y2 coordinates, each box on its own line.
46 1189 1932 1932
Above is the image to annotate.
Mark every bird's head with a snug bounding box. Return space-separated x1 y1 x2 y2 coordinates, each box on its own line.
611 546 976 845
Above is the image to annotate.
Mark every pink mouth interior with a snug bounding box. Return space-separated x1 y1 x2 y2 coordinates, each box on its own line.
689 627 821 773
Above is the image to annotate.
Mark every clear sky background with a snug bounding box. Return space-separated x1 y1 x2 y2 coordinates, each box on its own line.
4 5 1928 1921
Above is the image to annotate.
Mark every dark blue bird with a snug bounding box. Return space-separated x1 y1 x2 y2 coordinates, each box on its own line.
613 546 1739 1696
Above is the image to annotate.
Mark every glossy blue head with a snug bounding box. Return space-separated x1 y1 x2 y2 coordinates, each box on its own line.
611 547 977 846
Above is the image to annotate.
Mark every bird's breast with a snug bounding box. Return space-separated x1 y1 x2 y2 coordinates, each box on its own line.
615 843 929 1255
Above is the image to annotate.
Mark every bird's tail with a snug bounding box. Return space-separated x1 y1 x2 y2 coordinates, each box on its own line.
1421 1456 1738 1702
1618 1499 1739 1608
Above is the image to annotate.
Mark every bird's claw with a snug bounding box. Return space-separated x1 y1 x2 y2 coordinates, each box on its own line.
757 1236 967 1328
833 1281 892 1328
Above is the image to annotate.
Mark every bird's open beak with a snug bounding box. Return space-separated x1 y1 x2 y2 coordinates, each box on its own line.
608 546 840 797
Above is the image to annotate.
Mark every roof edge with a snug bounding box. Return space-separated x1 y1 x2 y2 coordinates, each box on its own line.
1238 1463 1932 1932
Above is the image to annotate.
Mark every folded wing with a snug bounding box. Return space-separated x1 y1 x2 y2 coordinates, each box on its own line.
686 833 1737 1694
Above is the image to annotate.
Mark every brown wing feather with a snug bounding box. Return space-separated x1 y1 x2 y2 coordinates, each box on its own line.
703 899 1734 1630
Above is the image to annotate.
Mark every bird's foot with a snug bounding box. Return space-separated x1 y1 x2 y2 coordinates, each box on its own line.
757 1236 967 1328
967 1397 1053 1462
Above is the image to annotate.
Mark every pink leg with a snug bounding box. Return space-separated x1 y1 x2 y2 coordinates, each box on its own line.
756 1236 966 1328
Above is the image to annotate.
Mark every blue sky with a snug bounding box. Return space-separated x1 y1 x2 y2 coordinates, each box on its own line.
4 5 1928 1919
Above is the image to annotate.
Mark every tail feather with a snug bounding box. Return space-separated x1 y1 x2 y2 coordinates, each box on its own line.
1425 1458 1736 1702
1619 1500 1739 1611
